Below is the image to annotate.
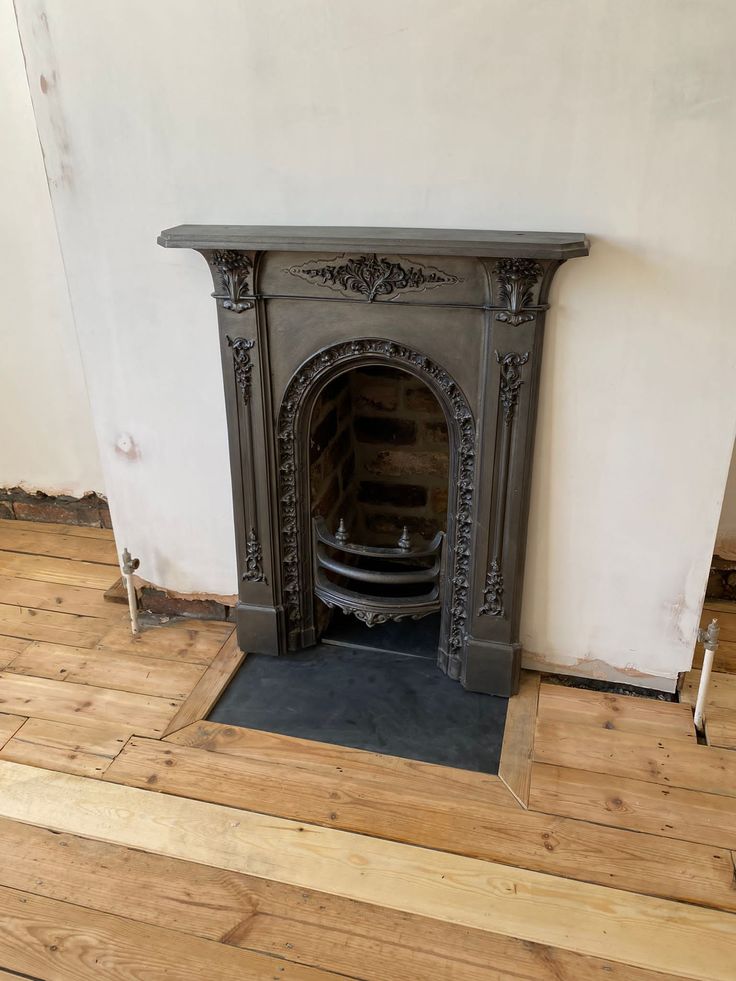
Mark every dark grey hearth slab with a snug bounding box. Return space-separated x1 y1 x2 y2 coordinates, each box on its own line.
209 643 508 774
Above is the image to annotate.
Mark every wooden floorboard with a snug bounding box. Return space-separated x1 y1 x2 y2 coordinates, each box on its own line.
705 706 736 750
681 670 736 711
7 642 207 700
1 761 734 980
0 603 106 648
119 728 736 912
0 575 116 619
0 673 180 737
0 816 680 981
0 551 118 591
538 682 696 738
534 718 736 797
97 619 232 664
162 633 245 736
529 761 736 849
0 518 114 540
0 883 345 981
0 527 118 565
498 670 539 807
0 715 26 752
0 718 129 779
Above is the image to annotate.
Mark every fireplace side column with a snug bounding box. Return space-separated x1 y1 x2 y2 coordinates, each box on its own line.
462 258 563 696
202 249 285 656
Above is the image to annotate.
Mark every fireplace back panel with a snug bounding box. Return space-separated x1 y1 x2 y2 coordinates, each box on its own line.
158 226 589 696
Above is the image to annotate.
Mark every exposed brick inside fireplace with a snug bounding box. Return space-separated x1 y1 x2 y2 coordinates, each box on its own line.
309 367 449 546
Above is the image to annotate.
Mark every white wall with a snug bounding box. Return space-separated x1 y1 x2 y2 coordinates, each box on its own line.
0 0 103 497
716 442 736 561
13 0 736 687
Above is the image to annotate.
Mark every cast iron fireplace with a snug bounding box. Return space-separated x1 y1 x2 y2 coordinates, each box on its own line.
158 226 589 695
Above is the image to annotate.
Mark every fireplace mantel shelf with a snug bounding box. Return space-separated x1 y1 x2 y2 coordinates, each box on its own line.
158 224 589 260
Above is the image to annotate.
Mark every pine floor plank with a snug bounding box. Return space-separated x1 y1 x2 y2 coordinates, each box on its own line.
534 719 736 798
0 718 129 778
8 642 206 700
0 714 26 751
162 633 245 735
0 817 678 981
538 683 695 739
0 761 734 980
0 527 118 566
681 670 736 711
0 551 118 590
0 518 114 541
0 639 29 671
114 731 736 912
529 762 736 848
0 574 116 619
0 603 106 648
166 721 512 800
498 670 539 807
98 620 232 664
705 707 736 750
0 883 342 981
0 673 180 737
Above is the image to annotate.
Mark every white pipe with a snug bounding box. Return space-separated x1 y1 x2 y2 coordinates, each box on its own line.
693 618 719 733
121 547 140 636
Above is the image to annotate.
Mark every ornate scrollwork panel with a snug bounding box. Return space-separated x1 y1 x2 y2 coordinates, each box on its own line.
277 339 475 675
288 254 460 301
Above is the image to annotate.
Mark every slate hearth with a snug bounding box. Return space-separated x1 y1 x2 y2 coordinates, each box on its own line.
209 642 508 773
159 225 589 696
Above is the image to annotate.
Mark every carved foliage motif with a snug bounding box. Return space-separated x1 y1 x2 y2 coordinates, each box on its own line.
277 339 475 676
210 250 254 313
227 336 256 404
242 527 266 583
496 351 530 423
494 258 542 326
288 254 460 302
479 559 504 617
478 350 530 619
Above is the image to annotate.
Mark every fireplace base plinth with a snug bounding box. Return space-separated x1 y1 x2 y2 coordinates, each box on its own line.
463 639 522 698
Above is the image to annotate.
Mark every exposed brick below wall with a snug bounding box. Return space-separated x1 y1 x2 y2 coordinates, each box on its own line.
138 586 230 621
0 488 111 528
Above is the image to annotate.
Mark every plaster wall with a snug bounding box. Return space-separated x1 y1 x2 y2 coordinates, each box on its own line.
12 0 736 687
0 0 103 497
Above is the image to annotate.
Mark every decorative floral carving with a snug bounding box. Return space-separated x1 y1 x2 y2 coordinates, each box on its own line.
496 351 530 422
242 527 266 583
288 254 460 302
227 336 256 404
479 559 504 617
210 250 254 313
277 339 475 678
494 258 542 326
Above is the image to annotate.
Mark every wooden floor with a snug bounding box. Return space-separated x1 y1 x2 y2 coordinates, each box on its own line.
0 517 735 980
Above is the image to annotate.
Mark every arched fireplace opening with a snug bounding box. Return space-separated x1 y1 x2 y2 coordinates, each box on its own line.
308 365 451 653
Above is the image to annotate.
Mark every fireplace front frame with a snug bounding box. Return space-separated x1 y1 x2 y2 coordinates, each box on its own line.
158 225 589 696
